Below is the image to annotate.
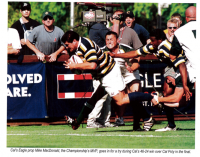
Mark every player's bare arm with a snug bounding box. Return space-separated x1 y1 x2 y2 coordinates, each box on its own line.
158 87 184 104
169 54 191 101
130 57 140 71
178 62 191 101
107 50 139 59
64 60 97 71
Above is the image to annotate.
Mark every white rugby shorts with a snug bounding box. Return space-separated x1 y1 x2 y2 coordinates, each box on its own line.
120 66 140 84
100 64 126 97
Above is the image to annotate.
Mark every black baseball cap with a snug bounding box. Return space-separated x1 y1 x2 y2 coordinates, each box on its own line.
20 2 31 11
126 11 134 18
42 11 54 19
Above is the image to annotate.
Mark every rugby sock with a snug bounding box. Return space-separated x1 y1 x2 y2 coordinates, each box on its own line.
133 102 151 129
128 92 153 104
76 102 94 124
133 103 141 129
138 102 151 121
164 106 176 128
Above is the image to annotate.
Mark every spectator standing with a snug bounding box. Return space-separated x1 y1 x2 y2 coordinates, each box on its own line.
7 28 21 56
163 13 182 35
11 2 40 55
26 11 65 62
125 11 150 45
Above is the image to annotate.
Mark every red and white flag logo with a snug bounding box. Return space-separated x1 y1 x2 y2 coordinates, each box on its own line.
57 74 93 99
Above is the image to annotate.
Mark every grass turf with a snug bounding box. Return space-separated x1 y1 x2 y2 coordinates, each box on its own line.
7 120 195 149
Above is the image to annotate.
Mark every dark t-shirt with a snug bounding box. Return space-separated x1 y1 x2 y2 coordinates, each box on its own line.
133 23 150 45
89 23 109 48
11 18 40 55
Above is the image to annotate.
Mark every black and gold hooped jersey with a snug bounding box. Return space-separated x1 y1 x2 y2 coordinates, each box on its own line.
76 37 115 78
136 39 186 68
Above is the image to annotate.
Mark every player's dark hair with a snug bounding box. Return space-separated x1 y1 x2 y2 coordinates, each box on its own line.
61 31 79 43
171 13 182 19
150 29 166 41
105 31 118 39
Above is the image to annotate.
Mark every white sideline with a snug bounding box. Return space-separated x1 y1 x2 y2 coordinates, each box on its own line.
7 133 194 138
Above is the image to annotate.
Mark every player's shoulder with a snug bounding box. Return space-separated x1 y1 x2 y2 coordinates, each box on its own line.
158 39 171 50
100 45 107 50
81 37 95 47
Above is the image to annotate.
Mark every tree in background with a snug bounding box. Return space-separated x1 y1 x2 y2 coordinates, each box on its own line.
116 3 158 31
8 2 196 38
8 2 71 32
162 3 196 27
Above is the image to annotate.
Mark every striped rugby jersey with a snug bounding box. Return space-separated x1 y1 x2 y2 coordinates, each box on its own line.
101 43 134 67
136 39 185 68
75 37 115 79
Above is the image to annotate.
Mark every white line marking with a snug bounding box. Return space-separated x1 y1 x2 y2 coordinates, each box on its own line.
7 134 194 138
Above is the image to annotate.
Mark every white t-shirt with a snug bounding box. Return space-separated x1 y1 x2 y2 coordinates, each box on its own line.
174 21 197 70
7 28 21 49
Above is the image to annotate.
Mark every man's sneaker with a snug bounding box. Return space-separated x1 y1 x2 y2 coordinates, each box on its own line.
143 117 155 131
64 115 80 130
105 122 114 127
155 125 176 132
86 122 105 128
113 117 125 127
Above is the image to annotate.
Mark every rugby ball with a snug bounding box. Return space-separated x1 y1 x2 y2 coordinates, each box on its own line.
69 55 83 74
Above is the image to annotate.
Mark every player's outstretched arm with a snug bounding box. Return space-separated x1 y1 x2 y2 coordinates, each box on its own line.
107 50 139 59
64 60 97 71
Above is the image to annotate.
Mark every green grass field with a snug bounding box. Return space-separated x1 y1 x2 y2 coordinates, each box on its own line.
7 120 195 149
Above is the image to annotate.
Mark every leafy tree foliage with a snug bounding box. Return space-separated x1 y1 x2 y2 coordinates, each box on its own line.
8 2 71 32
8 2 196 37
162 3 196 26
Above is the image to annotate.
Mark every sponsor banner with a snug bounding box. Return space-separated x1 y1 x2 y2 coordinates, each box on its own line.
7 61 195 119
7 62 47 119
46 62 94 118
